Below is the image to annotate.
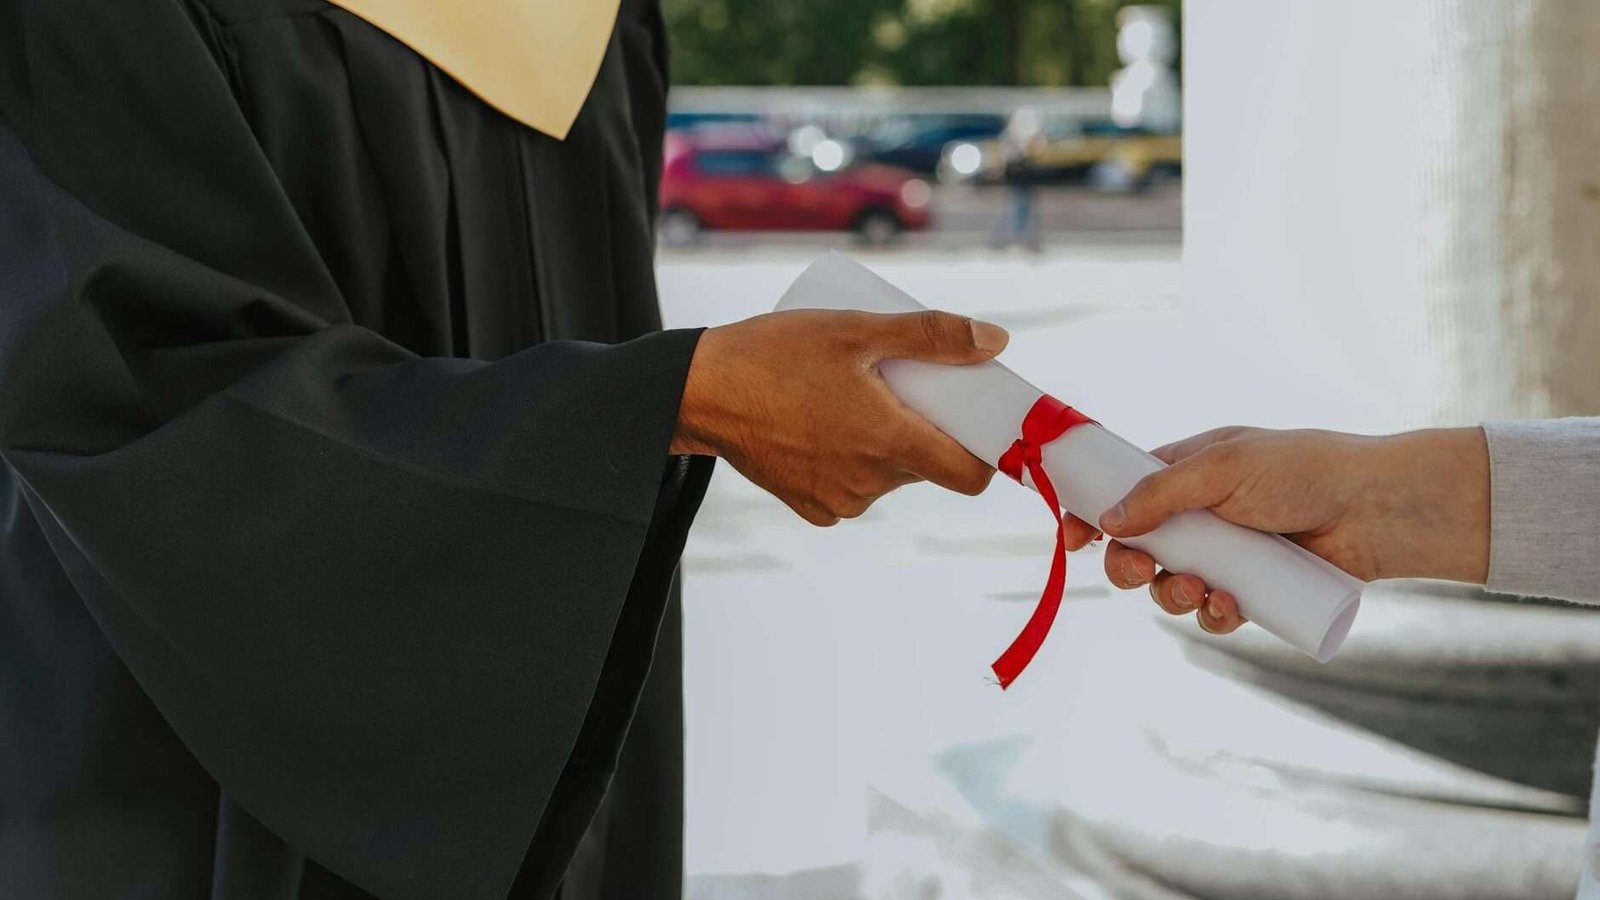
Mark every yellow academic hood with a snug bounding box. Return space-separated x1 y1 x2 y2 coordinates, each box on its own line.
325 0 622 140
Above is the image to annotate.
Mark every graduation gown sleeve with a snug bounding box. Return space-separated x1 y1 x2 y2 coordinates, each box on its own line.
0 2 702 897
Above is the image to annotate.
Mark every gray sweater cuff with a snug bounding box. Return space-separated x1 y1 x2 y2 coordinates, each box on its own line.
1481 417 1600 603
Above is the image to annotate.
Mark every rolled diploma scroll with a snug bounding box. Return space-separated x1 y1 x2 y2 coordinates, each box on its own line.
775 251 1363 662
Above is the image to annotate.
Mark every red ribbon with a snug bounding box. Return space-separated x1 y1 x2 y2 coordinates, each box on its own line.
992 395 1094 689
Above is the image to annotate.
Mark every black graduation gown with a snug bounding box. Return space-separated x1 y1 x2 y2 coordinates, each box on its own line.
0 0 709 898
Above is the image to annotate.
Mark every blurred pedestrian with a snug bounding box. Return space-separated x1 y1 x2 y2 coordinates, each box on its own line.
989 107 1045 253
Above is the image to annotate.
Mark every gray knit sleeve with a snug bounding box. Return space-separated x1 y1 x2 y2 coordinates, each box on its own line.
1481 418 1600 604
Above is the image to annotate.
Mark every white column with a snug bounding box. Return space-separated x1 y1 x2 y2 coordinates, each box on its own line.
1184 0 1600 427
1473 2 1600 419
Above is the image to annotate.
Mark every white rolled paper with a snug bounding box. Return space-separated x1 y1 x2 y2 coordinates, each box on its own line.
776 251 1363 662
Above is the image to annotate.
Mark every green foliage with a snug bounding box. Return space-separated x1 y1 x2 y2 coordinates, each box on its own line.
662 0 898 86
663 0 1181 87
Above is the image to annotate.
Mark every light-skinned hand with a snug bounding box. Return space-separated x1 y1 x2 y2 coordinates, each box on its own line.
1096 426 1490 635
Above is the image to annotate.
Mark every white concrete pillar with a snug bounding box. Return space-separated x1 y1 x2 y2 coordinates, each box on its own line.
1184 0 1600 427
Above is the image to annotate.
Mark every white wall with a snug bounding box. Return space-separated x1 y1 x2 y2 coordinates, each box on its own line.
1183 1 1600 427
1183 1 1440 431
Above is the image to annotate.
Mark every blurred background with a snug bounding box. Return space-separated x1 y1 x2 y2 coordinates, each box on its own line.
660 2 1600 899
656 0 1182 254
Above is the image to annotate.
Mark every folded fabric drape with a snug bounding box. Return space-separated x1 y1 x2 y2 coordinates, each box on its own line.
325 0 622 139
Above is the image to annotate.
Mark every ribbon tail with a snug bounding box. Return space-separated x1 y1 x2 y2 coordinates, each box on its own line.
990 521 1068 688
991 461 1069 689
989 396 1092 690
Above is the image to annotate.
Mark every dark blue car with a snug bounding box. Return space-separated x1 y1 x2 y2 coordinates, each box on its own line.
851 114 1008 176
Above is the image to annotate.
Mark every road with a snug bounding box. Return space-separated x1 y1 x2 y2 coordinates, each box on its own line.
661 181 1181 256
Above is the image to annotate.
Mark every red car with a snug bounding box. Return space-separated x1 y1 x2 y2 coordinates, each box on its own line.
658 127 933 246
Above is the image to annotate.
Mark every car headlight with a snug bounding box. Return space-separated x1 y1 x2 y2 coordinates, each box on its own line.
812 139 850 172
948 142 983 177
900 178 932 209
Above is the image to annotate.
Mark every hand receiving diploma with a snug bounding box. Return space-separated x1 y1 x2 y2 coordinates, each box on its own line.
1101 425 1491 633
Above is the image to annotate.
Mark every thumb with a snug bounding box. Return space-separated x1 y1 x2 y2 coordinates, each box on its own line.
872 310 1009 365
1099 445 1241 538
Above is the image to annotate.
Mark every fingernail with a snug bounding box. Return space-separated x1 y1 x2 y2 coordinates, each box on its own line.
1204 596 1221 620
1121 556 1141 585
1173 583 1195 609
971 320 1009 354
1100 503 1126 532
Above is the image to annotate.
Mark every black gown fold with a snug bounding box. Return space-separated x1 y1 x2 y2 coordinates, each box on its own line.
0 0 705 897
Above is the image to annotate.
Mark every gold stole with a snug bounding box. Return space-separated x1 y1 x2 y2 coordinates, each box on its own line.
324 0 623 140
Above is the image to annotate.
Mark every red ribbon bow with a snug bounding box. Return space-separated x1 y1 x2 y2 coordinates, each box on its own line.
992 395 1094 689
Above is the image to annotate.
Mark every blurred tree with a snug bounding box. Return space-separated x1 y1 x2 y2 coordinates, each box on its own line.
662 0 899 85
663 0 1181 87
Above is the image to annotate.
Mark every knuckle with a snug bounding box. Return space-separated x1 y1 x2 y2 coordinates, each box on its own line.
832 313 874 356
960 465 995 496
824 489 868 520
805 507 840 527
1198 440 1240 470
916 310 957 350
791 497 835 527
839 496 872 519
